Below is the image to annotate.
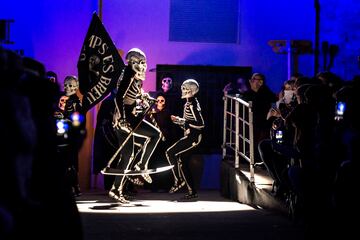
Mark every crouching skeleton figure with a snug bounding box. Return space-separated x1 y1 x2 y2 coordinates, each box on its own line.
166 79 205 200
109 48 161 203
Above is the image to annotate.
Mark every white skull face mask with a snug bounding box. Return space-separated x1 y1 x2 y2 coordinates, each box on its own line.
64 76 79 96
126 48 147 81
181 79 199 99
161 77 173 92
58 95 69 111
156 95 166 111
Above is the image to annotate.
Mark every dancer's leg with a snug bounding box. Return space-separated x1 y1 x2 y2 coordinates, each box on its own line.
110 129 134 203
166 133 202 194
133 119 161 169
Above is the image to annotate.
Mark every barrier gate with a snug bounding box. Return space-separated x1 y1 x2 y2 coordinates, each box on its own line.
222 94 255 183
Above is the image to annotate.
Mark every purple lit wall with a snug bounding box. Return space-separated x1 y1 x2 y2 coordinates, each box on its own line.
102 0 315 92
2 1 359 91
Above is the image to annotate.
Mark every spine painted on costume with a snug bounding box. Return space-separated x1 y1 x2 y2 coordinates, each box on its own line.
112 66 139 132
182 97 205 130
115 66 135 121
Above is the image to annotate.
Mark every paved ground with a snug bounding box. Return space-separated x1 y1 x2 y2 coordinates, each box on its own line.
77 189 305 240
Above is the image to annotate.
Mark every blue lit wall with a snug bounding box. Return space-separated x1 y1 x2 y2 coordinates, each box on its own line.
320 0 360 80
1 0 97 84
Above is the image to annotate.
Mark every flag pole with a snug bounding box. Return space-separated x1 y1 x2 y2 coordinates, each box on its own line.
91 0 103 189
98 0 103 21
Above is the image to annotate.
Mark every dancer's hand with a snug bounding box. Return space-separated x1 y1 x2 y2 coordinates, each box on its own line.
170 115 178 122
171 115 185 126
119 118 132 133
141 92 157 105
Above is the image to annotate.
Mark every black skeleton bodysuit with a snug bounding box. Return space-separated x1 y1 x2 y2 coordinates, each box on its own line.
166 96 205 196
111 66 161 199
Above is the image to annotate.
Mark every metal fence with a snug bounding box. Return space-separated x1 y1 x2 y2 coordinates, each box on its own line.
222 94 255 183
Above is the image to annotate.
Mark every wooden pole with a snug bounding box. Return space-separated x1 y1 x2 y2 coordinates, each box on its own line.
79 0 105 191
91 0 104 189
98 0 103 21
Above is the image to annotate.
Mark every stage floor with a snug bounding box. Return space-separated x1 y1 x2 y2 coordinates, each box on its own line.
77 189 305 240
76 189 254 214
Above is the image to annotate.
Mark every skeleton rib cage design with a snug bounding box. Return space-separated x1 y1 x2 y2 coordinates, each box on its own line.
182 98 205 131
122 78 142 106
106 64 161 173
112 68 142 128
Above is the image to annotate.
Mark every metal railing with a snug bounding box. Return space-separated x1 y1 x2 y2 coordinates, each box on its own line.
222 94 255 183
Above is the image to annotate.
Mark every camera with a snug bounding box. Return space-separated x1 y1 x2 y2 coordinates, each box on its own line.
56 112 86 148
275 130 283 144
335 101 346 121
56 119 70 136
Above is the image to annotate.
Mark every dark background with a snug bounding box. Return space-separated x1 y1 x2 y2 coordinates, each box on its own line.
156 64 252 154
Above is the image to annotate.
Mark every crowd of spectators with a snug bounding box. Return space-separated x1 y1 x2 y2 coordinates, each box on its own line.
0 47 84 239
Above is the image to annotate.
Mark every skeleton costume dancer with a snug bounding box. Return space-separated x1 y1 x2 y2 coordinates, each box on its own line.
54 75 83 197
166 79 204 199
109 48 161 203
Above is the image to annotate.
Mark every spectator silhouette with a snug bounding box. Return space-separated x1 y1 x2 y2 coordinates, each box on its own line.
242 73 277 163
259 79 298 198
332 77 360 238
0 48 83 239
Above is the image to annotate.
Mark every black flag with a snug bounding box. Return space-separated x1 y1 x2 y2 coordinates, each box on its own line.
77 12 125 112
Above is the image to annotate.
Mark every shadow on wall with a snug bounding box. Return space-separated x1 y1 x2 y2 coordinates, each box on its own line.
200 154 222 190
189 154 222 191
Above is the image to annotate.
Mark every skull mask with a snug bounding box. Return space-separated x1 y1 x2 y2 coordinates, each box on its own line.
156 95 166 111
64 76 79 96
126 48 147 81
161 77 173 93
181 79 199 99
58 95 69 111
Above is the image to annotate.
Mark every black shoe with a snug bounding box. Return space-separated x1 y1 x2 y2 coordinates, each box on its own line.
169 180 185 194
142 174 152 184
126 176 144 186
73 185 82 197
123 193 136 201
184 192 198 200
178 191 198 202
134 164 152 184
109 189 130 204
109 189 119 197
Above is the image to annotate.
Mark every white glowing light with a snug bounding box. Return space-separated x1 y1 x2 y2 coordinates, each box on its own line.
71 112 80 121
56 121 66 134
77 199 255 214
